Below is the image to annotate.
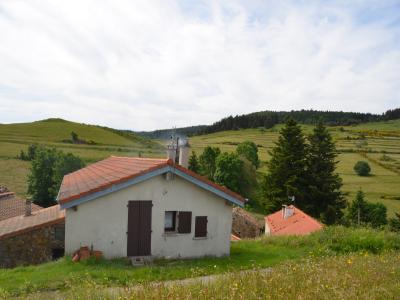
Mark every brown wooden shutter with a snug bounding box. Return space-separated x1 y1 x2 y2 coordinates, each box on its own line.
178 211 192 233
195 216 207 237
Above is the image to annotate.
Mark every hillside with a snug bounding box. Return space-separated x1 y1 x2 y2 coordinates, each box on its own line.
0 118 164 197
190 120 400 217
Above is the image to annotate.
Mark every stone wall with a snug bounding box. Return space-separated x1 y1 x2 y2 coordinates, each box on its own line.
0 223 65 268
232 207 263 238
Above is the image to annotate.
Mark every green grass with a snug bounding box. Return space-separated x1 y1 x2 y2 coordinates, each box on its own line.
0 119 164 197
0 226 399 297
190 120 400 217
90 252 399 300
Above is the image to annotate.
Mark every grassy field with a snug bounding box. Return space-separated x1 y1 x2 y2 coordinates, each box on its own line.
0 226 399 298
190 120 400 217
0 119 164 198
56 252 400 300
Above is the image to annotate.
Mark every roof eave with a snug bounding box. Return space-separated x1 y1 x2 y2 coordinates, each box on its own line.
59 165 245 209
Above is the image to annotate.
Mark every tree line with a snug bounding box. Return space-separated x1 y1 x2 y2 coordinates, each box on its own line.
198 108 399 135
188 141 260 200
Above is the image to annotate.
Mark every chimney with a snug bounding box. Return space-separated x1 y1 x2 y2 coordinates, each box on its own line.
25 198 32 217
179 140 190 168
282 205 294 219
166 144 176 162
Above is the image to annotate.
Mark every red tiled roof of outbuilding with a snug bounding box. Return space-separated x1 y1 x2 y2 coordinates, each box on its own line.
265 205 322 236
0 193 42 221
58 156 245 205
0 204 65 240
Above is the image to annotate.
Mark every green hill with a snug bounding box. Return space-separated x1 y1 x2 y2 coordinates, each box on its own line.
0 118 164 197
190 120 400 217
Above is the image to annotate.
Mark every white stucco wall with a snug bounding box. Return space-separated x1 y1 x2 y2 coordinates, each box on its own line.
264 221 271 235
65 174 233 259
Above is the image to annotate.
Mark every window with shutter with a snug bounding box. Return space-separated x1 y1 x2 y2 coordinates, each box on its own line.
178 211 192 233
195 216 207 238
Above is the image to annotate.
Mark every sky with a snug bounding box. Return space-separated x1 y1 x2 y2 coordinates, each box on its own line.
0 0 399 131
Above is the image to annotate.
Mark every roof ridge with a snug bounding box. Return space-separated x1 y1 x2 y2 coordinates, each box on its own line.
110 155 168 161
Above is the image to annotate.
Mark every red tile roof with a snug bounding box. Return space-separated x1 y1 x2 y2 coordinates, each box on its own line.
231 234 241 241
265 205 322 236
0 205 65 240
58 156 245 205
0 193 42 221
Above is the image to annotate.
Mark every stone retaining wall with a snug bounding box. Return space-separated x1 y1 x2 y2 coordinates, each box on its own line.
0 223 65 268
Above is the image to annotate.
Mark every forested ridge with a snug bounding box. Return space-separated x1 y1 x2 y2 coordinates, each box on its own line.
200 108 400 135
137 108 400 138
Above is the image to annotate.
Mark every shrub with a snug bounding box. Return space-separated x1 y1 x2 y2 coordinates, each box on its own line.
346 190 387 228
353 161 371 176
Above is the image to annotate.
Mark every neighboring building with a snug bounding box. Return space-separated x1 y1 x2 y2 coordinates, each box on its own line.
265 205 322 236
0 191 42 221
0 204 65 268
58 154 245 260
232 207 263 238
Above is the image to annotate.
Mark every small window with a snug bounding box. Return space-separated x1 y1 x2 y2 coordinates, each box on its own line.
195 216 208 238
164 211 177 232
54 225 65 241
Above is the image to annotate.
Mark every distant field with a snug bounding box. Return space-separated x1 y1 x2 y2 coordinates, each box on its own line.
0 119 164 197
190 120 400 217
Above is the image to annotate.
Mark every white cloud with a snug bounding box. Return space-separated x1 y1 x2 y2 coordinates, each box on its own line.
0 0 399 130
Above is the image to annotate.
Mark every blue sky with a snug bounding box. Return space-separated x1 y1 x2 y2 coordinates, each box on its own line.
0 0 399 130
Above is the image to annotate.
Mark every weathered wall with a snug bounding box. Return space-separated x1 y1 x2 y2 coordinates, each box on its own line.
65 175 233 259
0 223 64 268
231 207 263 238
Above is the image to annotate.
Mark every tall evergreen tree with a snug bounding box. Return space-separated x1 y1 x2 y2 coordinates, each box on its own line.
188 151 200 173
262 119 308 212
307 121 346 224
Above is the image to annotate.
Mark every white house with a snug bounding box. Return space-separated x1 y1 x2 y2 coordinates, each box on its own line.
57 148 245 259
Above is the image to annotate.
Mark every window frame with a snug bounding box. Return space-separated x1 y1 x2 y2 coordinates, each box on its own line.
164 211 177 232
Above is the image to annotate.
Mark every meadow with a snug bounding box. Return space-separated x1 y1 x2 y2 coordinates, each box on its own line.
1 118 399 217
190 120 400 217
0 226 399 298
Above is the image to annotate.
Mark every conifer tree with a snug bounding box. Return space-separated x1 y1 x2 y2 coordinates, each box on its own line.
188 151 200 173
262 119 308 212
307 121 346 224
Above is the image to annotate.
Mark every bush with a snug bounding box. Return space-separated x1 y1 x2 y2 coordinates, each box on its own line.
264 226 400 254
346 190 387 228
353 161 371 176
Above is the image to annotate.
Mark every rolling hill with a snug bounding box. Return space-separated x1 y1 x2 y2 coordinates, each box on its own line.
0 118 164 197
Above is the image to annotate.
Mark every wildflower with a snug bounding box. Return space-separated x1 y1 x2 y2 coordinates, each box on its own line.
347 259 352 264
